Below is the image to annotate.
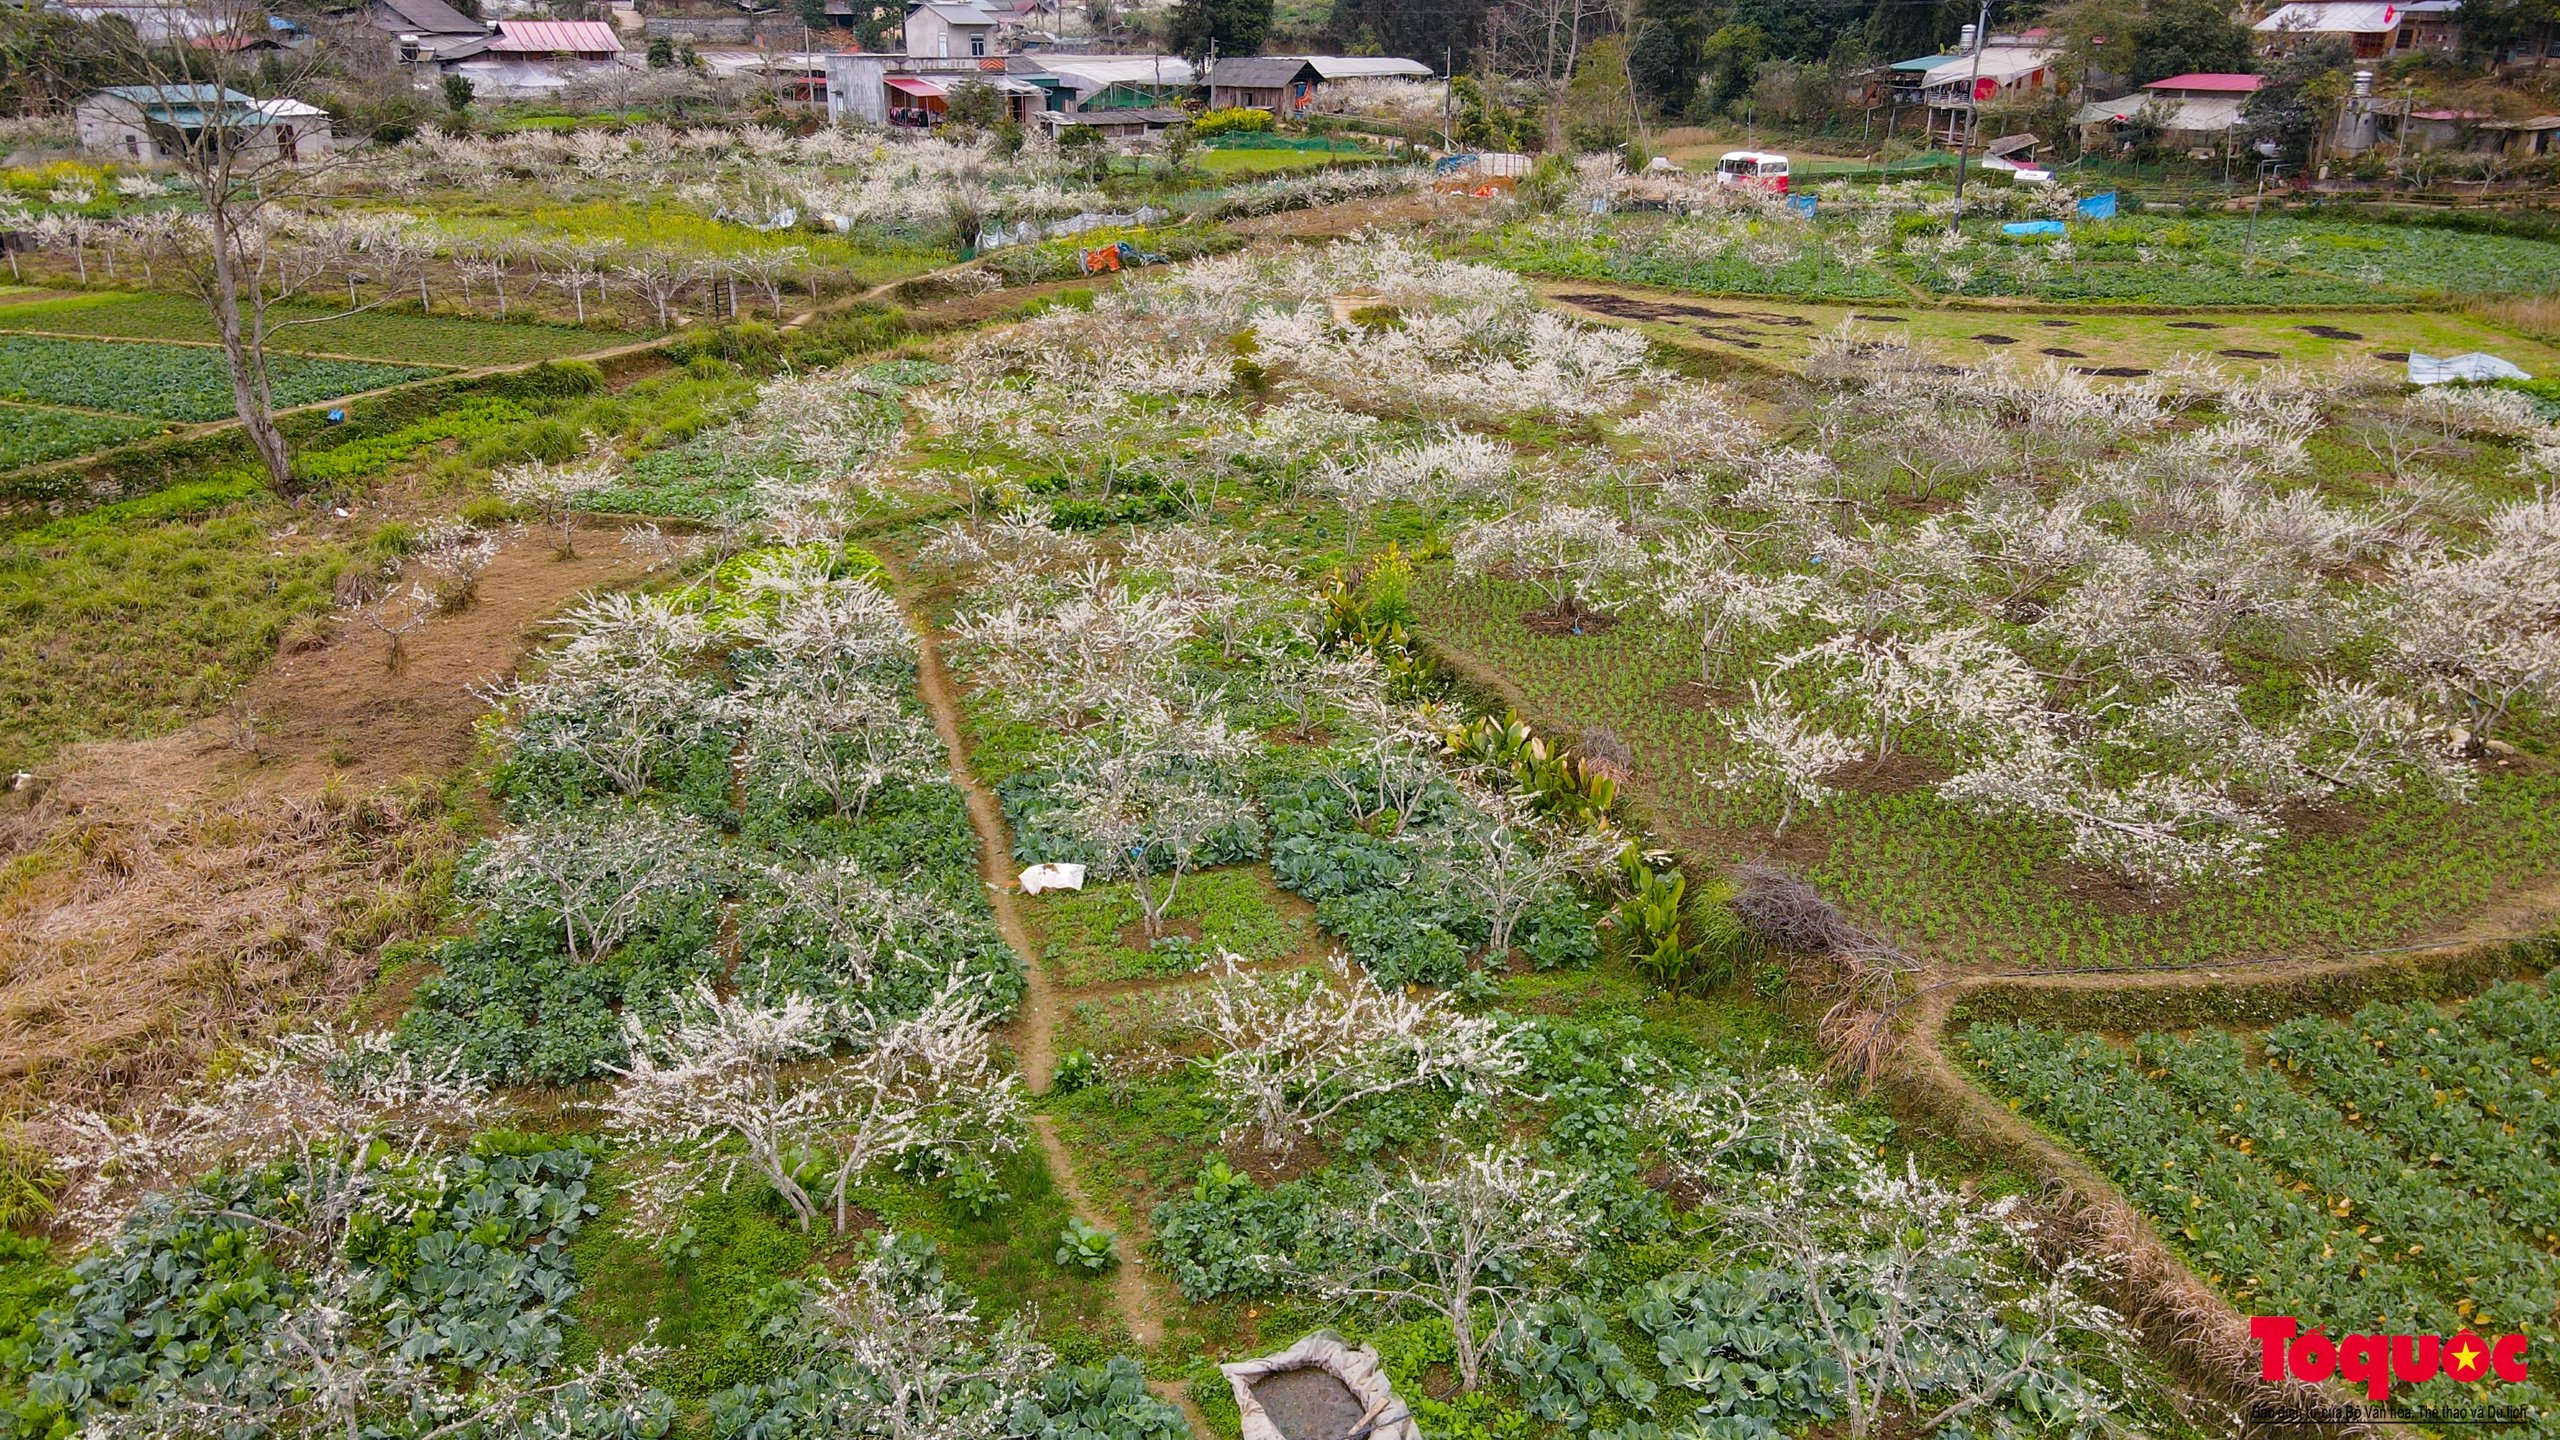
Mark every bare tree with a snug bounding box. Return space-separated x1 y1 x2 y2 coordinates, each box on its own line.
728 244 809 320
462 805 722 962
65 0 389 490
1048 712 1258 938
596 978 1024 1235
620 248 698 331
492 445 620 558
1303 1144 1591 1391
1409 784 1618 960
1182 954 1528 1153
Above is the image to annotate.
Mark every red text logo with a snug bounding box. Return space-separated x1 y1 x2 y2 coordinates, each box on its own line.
2254 1317 2529 1403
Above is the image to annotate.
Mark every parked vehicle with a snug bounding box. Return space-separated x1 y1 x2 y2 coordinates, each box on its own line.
1712 150 1790 192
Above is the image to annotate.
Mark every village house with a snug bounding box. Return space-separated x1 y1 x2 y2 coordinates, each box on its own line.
1206 56 1318 118
2255 0 2463 60
438 19 631 99
1910 27 2058 147
2075 71 2262 154
356 0 491 69
1202 55 1432 119
74 83 332 162
822 53 1052 126
903 0 1000 59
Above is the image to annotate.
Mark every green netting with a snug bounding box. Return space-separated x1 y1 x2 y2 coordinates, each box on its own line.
1203 133 1373 152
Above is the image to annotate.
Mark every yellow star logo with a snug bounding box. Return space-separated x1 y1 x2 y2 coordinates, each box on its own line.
2451 1342 2482 1375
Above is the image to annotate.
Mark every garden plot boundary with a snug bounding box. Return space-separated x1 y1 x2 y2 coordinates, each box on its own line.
0 337 668 516
0 249 1034 523
876 547 1214 1437
1893 934 2560 1432
0 324 483 370
1424 608 2560 1422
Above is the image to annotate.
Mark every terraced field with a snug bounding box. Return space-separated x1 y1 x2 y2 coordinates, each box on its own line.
1961 973 2560 1425
1542 281 2560 380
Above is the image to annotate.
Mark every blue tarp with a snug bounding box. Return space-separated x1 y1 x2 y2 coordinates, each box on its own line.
2076 190 2119 220
1789 194 1818 218
2002 219 2067 237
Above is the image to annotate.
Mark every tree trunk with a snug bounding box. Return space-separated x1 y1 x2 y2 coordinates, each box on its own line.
208 211 294 491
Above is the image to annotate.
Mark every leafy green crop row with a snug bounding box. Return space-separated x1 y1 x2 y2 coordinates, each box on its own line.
0 403 154 469
1 1138 615 1440
1483 211 2560 306
0 291 617 365
0 336 435 421
290 397 533 485
399 557 1023 1086
1964 990 2560 1428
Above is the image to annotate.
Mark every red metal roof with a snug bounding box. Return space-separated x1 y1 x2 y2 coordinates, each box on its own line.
488 20 622 52
883 74 948 96
2144 72 2263 92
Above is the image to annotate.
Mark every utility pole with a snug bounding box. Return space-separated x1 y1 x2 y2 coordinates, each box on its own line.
1947 0 1991 236
2245 158 2277 260
1442 43 1453 152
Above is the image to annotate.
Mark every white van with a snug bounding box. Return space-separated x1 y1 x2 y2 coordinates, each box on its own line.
1712 150 1790 193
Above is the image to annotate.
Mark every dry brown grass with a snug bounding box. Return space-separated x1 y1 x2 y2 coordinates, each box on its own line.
2471 293 2560 344
0 778 461 1108
0 536 640 1115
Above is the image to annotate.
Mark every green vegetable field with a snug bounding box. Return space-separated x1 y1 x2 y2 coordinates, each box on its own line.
0 335 436 422
0 290 622 366
1962 976 2560 1422
0 402 155 468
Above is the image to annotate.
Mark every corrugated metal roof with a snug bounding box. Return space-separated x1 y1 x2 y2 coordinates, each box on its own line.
2075 93 2249 131
375 0 484 35
95 83 250 103
1210 56 1315 87
2144 72 2263 92
1299 55 1430 78
488 19 621 51
2255 2 2401 33
1037 54 1192 89
1920 47 2053 89
884 74 947 95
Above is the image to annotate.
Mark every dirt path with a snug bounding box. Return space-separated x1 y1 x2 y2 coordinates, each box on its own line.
0 535 638 1106
875 555 1206 1431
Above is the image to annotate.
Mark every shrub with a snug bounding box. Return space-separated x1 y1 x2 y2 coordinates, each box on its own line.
1193 107 1275 137
513 358 607 399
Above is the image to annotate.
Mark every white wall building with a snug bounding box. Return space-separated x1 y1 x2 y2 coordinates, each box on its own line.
75 84 331 163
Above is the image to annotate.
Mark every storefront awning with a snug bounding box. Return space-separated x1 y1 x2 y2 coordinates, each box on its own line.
884 76 948 98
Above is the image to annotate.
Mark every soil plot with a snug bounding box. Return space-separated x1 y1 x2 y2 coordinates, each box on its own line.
1251 1370 1371 1440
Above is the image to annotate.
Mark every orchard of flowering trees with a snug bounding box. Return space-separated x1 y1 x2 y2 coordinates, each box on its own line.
14 187 2545 1440
1615 345 2556 888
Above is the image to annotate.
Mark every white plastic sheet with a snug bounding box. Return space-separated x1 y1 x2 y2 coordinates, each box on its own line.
1018 863 1086 895
2408 352 2533 385
1221 1334 1420 1440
